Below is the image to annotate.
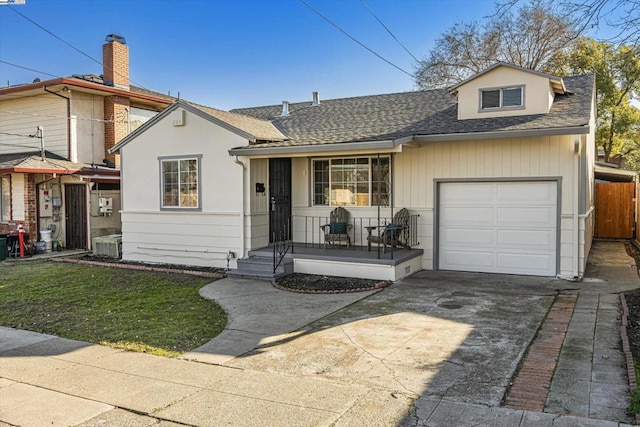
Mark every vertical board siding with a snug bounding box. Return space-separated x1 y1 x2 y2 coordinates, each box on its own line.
0 96 68 158
595 182 635 238
394 135 576 276
11 174 25 221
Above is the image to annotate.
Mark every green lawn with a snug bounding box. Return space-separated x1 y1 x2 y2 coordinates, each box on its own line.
0 261 227 357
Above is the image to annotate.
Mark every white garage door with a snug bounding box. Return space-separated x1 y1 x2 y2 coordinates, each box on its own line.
438 181 557 276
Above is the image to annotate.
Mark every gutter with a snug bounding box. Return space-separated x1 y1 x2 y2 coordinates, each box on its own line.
413 126 590 143
229 139 398 157
228 126 591 157
573 135 581 279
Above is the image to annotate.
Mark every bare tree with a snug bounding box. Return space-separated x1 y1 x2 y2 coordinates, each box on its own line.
415 2 579 88
497 0 640 47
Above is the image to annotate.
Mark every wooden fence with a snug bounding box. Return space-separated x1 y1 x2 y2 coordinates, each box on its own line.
595 182 635 239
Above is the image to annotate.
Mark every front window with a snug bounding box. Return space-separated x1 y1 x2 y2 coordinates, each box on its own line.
160 156 200 209
0 176 9 222
313 156 390 206
481 86 523 110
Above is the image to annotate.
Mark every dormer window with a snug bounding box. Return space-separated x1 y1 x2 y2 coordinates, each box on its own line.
480 86 524 110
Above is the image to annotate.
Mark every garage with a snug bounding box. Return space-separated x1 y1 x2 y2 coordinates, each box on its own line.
438 181 558 276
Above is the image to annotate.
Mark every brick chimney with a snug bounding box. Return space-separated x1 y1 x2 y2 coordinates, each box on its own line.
102 34 129 89
102 34 130 167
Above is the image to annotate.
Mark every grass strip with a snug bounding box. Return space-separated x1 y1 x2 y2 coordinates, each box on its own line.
0 261 226 357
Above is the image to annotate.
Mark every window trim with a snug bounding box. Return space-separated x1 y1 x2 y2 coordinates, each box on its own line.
0 175 10 223
478 85 525 112
311 155 392 207
158 154 202 212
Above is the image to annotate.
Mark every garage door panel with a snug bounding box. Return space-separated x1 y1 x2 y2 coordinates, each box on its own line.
498 182 556 203
497 252 555 273
441 228 495 246
497 229 555 249
439 181 557 277
441 250 494 268
497 206 556 227
440 183 495 203
441 206 494 226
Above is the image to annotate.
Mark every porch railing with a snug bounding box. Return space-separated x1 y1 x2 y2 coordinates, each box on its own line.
291 214 420 252
272 219 291 274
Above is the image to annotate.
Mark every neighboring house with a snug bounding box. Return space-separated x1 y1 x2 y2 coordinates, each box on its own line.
111 62 596 281
0 35 172 249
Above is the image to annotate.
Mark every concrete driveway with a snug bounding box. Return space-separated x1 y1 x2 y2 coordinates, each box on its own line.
221 272 562 409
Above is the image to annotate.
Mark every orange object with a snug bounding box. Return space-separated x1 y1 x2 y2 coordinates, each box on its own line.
18 223 25 258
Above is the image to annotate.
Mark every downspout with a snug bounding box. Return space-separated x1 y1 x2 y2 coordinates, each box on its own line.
234 156 246 259
43 86 70 158
573 135 581 279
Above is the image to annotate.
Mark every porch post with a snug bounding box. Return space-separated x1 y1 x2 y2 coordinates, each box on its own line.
377 153 381 259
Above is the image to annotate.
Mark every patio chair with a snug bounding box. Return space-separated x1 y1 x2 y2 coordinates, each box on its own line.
366 208 411 252
320 207 352 248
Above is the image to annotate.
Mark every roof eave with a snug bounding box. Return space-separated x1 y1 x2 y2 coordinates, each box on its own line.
229 139 402 157
0 167 81 174
413 125 590 143
0 77 172 105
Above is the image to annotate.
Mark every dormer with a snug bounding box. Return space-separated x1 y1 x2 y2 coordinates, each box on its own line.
450 62 567 120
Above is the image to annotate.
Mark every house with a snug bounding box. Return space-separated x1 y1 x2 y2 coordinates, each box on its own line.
110 62 596 281
0 35 172 250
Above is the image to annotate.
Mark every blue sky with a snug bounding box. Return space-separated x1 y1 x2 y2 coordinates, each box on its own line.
0 0 618 110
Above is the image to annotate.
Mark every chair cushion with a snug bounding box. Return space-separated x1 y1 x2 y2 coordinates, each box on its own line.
330 222 347 234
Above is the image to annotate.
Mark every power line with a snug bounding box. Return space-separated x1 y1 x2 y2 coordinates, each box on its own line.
0 131 37 138
0 60 59 78
7 6 148 89
359 0 420 63
299 0 413 77
1 110 118 123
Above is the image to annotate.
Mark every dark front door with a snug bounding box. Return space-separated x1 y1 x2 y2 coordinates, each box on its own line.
269 158 292 243
65 185 87 249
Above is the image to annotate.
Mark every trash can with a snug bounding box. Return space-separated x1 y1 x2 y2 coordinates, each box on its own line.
0 237 6 261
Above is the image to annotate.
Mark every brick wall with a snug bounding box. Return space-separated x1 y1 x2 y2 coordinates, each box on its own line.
104 95 130 166
102 37 130 167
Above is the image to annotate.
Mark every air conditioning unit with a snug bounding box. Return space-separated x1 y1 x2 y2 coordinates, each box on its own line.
92 234 122 258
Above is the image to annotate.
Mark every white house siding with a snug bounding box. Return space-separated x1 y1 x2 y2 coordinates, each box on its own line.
0 96 68 158
393 135 583 278
10 173 25 221
70 94 105 165
120 108 248 268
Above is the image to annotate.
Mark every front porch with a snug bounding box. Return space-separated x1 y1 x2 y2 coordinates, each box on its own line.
234 244 424 282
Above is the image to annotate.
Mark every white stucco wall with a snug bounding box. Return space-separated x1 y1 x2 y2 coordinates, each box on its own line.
456 66 556 120
70 93 105 165
0 95 68 158
119 107 249 268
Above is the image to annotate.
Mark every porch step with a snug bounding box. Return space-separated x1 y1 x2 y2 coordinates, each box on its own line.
227 255 293 280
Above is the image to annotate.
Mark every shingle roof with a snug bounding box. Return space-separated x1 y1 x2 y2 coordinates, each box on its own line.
230 74 594 149
186 102 287 142
0 152 87 172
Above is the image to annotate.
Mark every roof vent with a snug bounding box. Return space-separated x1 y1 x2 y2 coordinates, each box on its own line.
311 91 320 106
105 34 127 44
281 101 290 116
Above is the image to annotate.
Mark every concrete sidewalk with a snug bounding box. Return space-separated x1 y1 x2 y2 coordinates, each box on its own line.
1 240 638 426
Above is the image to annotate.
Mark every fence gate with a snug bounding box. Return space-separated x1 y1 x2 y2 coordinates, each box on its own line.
595 182 635 239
